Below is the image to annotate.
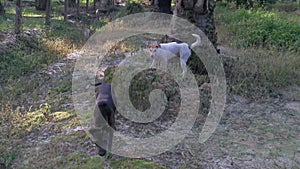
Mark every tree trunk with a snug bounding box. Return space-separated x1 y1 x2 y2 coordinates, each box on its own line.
64 0 68 21
157 0 172 14
99 0 109 11
15 0 22 34
178 0 219 53
150 0 159 6
35 0 47 10
0 1 5 15
45 0 51 28
86 0 89 12
77 0 80 15
69 0 76 7
170 0 219 75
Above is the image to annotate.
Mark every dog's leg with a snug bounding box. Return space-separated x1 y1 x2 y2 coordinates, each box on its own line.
92 104 107 156
180 60 187 77
150 58 157 68
108 111 116 130
107 111 115 157
163 57 168 72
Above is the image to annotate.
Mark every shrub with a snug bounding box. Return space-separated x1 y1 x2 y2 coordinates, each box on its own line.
215 6 300 97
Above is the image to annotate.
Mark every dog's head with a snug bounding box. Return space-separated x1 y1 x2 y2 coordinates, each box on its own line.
160 35 182 43
147 44 161 57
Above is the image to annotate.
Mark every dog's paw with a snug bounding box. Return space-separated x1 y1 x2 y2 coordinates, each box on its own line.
98 147 106 156
150 66 156 70
181 72 186 78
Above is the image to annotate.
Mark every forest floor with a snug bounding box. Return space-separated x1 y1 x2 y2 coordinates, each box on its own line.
1 41 299 168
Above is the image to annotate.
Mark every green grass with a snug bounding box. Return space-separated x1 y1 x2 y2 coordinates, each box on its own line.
0 5 91 83
0 6 48 30
111 159 167 169
265 1 300 12
216 5 300 52
0 151 16 169
0 34 75 83
61 153 105 169
215 3 300 97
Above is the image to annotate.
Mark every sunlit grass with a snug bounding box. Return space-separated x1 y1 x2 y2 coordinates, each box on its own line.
3 6 16 15
42 36 77 57
0 1 108 84
23 6 45 17
0 6 45 30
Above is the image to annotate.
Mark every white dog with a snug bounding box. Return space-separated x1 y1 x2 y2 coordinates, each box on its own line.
148 34 201 77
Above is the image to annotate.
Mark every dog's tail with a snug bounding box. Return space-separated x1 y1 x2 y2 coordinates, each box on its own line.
190 34 201 49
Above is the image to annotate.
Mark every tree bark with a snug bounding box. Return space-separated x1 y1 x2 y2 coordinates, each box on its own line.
0 1 5 14
45 0 51 28
77 0 80 15
15 0 22 34
86 0 89 12
171 0 219 75
35 0 47 10
157 0 172 14
101 0 108 8
69 0 76 7
99 0 109 11
178 0 219 53
64 0 68 21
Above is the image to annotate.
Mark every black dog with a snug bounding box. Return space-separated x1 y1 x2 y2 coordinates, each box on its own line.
90 82 116 156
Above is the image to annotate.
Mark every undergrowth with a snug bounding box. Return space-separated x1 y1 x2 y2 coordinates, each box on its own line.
226 48 300 97
0 33 76 83
215 3 300 97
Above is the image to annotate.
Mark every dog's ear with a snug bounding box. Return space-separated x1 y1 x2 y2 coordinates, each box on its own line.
148 44 160 48
161 34 168 43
